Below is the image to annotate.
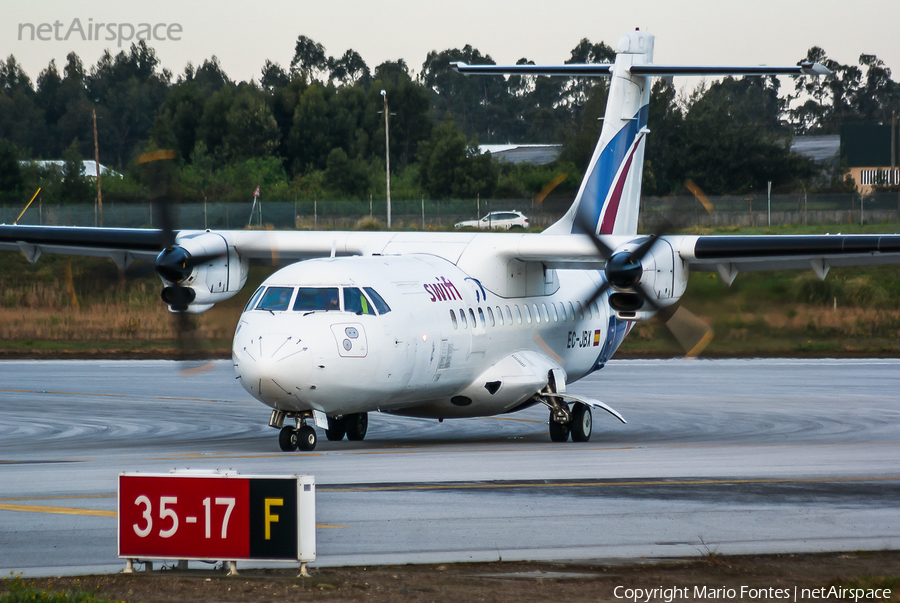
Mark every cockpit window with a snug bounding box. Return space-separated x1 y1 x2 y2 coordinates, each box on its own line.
243 286 265 313
364 287 391 315
292 287 340 312
344 287 376 315
256 286 294 311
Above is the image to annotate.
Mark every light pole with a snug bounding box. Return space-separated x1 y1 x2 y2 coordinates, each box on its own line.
381 89 391 228
93 109 103 226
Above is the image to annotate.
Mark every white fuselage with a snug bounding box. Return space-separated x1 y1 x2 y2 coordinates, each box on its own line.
232 254 629 420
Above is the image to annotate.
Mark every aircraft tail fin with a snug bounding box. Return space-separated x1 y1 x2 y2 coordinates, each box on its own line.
452 30 828 238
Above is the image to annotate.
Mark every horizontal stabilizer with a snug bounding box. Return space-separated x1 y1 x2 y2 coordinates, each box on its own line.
451 62 612 76
451 61 829 78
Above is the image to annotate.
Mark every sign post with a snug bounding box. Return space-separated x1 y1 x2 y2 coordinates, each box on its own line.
118 471 315 575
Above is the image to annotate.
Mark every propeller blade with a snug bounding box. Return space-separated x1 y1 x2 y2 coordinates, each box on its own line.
659 305 714 358
584 280 611 309
632 281 661 311
573 212 614 259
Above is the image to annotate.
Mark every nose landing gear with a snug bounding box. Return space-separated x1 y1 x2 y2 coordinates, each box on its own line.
277 423 317 452
269 409 368 451
270 410 319 452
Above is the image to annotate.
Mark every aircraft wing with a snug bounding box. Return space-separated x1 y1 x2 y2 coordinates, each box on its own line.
675 234 900 278
0 225 165 263
3 225 900 277
492 232 900 276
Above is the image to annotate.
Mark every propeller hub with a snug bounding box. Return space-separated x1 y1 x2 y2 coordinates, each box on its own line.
605 251 643 289
155 246 192 284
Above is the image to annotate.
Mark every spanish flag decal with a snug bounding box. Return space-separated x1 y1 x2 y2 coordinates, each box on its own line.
593 330 602 346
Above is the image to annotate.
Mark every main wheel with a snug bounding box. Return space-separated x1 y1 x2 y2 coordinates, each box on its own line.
549 418 570 442
345 412 368 441
278 426 298 452
325 416 346 441
570 403 592 442
297 425 317 451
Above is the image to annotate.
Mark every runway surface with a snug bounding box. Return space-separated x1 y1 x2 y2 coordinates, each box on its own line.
1 358 898 576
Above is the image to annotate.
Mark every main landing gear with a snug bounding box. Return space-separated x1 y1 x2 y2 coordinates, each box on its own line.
545 398 592 443
325 413 368 442
269 409 368 452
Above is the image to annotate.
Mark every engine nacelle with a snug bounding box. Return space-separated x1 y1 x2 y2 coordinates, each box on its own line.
607 238 688 321
157 232 249 314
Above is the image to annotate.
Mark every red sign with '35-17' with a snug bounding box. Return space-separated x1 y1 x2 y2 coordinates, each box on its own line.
118 472 315 562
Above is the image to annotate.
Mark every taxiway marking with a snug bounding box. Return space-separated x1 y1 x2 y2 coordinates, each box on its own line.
0 503 347 528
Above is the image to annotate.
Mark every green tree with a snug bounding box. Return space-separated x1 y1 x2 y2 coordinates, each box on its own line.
323 147 370 197
291 35 328 82
60 139 91 202
0 138 24 200
223 88 281 161
418 120 497 198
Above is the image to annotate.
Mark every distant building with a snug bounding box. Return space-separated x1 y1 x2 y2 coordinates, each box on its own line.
840 124 899 193
479 144 562 165
19 160 121 178
791 135 840 166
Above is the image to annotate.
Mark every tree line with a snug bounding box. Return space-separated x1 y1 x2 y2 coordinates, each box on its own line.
0 35 897 207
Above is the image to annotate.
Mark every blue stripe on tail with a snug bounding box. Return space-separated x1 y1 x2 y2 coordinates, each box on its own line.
573 105 649 235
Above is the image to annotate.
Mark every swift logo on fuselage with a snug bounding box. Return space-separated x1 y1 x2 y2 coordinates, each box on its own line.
424 277 462 302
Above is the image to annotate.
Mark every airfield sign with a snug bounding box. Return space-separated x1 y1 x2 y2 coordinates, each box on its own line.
118 472 315 563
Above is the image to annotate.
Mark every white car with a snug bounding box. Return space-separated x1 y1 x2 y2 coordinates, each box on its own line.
454 210 529 230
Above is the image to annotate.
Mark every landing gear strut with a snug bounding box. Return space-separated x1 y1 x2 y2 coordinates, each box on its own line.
541 395 592 443
271 410 319 452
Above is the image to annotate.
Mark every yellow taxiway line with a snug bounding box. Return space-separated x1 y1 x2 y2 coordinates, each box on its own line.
0 501 346 528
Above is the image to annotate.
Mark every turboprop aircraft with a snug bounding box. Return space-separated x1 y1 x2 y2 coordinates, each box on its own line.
2 29 900 452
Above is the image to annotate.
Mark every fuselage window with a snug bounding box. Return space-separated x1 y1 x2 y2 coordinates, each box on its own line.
591 301 600 318
514 305 522 325
292 287 340 312
344 287 376 315
550 303 559 322
257 286 294 312
523 304 532 324
459 308 467 328
487 306 495 327
541 303 550 323
532 303 541 324
559 302 567 322
495 306 504 326
568 301 576 321
576 301 585 320
469 308 477 328
243 286 265 313
478 307 486 327
505 305 513 325
450 309 458 329
584 301 592 320
364 287 392 314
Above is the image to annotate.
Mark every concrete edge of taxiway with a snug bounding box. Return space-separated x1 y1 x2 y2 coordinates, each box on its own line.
4 537 900 578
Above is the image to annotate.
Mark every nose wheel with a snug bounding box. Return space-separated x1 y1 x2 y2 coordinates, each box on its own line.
278 424 318 452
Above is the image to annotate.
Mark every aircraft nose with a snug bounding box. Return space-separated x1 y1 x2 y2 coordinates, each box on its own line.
233 330 310 403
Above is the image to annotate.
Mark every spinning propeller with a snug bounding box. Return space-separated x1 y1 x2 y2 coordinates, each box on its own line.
128 150 225 368
576 213 714 357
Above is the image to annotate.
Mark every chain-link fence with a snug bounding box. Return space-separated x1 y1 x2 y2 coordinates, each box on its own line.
3 193 899 230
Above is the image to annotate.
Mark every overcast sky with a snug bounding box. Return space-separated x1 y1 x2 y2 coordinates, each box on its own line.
5 0 900 93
